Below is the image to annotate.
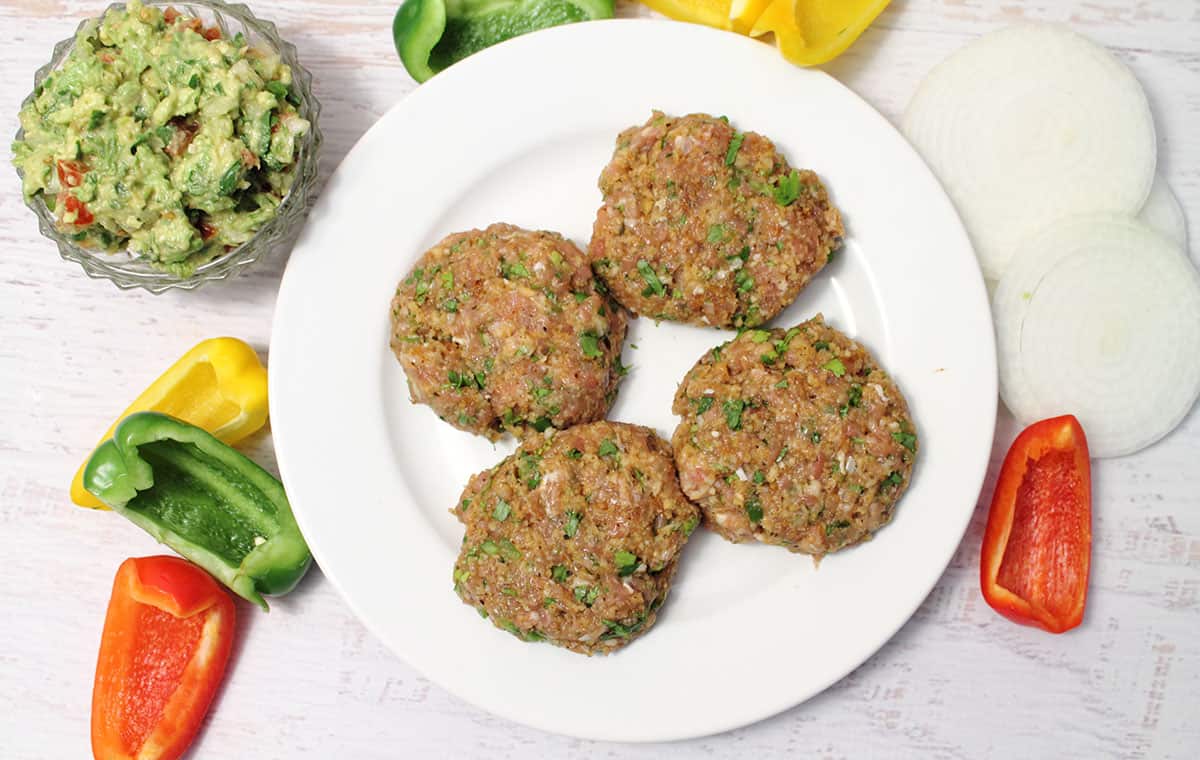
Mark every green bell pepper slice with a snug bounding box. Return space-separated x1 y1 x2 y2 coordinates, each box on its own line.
393 0 614 82
83 411 312 610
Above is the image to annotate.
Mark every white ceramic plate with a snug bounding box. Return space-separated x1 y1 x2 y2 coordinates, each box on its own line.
270 20 996 742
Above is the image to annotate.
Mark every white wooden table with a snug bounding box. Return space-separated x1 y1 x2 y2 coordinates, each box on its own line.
2 2 1197 757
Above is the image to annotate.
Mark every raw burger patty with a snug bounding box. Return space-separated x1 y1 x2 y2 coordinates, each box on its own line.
671 315 917 557
590 111 844 329
453 421 700 655
390 223 627 440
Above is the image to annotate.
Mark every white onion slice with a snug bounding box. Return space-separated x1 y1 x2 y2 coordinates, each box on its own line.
903 24 1156 280
993 216 1200 457
1138 174 1188 250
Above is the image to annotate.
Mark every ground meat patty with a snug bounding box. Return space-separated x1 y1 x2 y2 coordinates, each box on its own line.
390 224 627 440
671 315 917 557
590 111 844 329
452 421 700 654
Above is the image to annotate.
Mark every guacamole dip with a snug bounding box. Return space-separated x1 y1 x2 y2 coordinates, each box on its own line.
13 0 311 276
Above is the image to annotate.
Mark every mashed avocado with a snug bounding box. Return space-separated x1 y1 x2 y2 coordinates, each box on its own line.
12 0 310 276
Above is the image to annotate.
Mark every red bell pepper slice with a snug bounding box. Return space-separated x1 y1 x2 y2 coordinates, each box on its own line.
980 415 1092 633
92 556 236 760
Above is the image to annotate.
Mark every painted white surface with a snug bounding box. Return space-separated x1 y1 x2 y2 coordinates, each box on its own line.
0 1 1195 757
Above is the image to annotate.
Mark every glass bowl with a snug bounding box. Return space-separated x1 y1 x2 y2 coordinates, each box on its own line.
13 0 323 293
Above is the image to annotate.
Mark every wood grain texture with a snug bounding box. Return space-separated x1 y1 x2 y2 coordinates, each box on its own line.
1 1 1196 757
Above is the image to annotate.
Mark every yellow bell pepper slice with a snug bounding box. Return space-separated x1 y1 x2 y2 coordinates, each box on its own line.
729 0 773 34
749 0 793 37
70 337 269 509
641 0 732 30
751 0 891 66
